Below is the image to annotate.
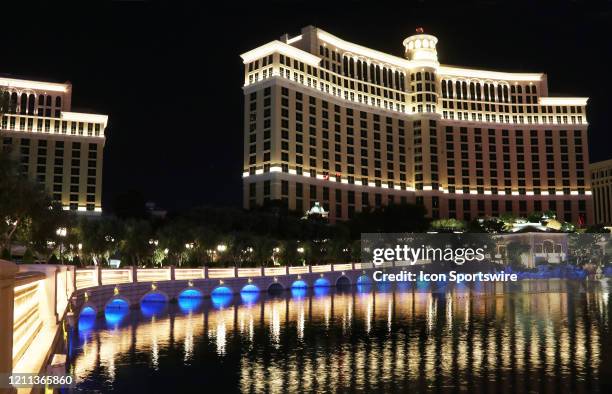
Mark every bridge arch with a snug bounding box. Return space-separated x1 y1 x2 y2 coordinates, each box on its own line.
140 290 169 304
314 277 330 287
291 280 308 289
211 286 233 309
267 282 284 293
336 276 351 287
178 288 203 298
241 284 260 293
178 288 204 312
78 304 98 318
104 297 130 326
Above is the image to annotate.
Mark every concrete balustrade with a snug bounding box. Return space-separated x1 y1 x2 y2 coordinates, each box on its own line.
0 260 18 378
0 261 76 389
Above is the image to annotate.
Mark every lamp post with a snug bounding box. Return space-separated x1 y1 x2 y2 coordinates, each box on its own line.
56 227 67 264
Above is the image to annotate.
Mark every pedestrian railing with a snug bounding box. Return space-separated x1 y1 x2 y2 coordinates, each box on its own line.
74 263 373 290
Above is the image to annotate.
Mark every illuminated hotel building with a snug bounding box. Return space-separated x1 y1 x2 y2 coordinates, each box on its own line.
241 26 593 223
590 159 612 225
0 76 108 213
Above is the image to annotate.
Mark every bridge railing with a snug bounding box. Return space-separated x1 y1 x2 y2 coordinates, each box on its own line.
101 269 131 285
207 268 236 279
3 263 76 378
237 268 262 278
174 268 204 280
75 263 367 290
137 268 171 282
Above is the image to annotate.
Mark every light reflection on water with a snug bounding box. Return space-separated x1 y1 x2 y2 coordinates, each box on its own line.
69 280 611 393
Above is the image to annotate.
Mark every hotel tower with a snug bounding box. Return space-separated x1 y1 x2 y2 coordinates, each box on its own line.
241 26 592 224
1 76 108 214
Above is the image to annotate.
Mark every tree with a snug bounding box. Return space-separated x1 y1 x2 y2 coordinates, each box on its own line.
505 241 531 269
0 153 66 257
119 219 153 266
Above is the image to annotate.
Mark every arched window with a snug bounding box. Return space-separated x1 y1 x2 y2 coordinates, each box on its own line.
370 64 375 83
503 85 509 102
38 95 45 105
349 57 355 78
476 83 482 100
394 71 400 90
455 81 462 99
46 95 52 106
10 92 18 113
20 93 27 114
461 81 467 99
0 92 8 113
531 85 537 94
525 85 531 94
483 83 489 101
388 69 393 89
356 60 362 80
448 80 454 98
489 84 495 102
382 67 388 87
28 94 35 114
399 73 405 91
343 56 349 76
362 61 368 81
469 82 475 99
441 80 447 98
497 85 503 102
55 96 62 108
517 85 522 94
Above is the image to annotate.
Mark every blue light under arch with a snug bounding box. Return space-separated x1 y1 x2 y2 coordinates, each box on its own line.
313 277 330 287
291 287 307 299
179 288 203 298
78 306 97 333
178 288 204 312
356 275 371 285
314 285 330 297
211 286 233 309
291 280 307 289
357 283 373 293
240 291 260 305
241 284 260 293
104 298 129 327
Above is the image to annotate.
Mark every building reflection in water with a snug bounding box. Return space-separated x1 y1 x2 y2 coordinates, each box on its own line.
70 282 612 393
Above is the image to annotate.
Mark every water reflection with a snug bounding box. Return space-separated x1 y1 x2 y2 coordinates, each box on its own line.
69 280 612 393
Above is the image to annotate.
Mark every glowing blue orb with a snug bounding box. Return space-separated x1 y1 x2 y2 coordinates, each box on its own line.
211 286 233 309
104 298 129 327
240 291 260 305
241 284 260 293
314 278 330 287
291 287 307 299
291 280 307 289
178 296 203 313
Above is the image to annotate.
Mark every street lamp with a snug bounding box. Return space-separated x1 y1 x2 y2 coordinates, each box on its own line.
217 244 227 252
56 227 67 264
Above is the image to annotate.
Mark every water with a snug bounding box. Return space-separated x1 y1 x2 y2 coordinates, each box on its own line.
67 281 612 393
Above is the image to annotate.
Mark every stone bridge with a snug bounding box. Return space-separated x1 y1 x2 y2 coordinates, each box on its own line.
71 263 379 317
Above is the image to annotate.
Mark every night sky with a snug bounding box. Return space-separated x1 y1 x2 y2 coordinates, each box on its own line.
3 2 611 212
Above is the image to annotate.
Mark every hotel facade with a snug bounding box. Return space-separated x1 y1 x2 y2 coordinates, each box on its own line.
590 159 612 225
241 26 593 224
0 76 107 213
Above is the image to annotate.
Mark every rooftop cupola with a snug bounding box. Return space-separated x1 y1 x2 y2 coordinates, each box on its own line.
403 27 439 66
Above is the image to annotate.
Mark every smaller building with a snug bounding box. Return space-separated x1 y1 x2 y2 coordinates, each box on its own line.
590 159 612 225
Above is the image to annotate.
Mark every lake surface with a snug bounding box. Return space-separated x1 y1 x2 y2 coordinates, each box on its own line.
67 281 612 393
